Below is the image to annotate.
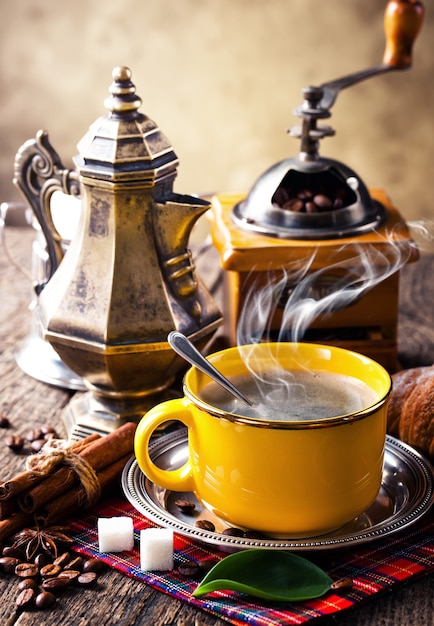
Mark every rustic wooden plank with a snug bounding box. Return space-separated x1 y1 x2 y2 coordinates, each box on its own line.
3 568 228 626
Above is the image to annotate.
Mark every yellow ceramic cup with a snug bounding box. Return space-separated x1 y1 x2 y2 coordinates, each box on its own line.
134 342 391 536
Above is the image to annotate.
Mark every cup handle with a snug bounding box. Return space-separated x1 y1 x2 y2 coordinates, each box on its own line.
134 397 196 492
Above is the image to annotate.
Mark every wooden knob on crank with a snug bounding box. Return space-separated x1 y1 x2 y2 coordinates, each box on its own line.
383 0 424 67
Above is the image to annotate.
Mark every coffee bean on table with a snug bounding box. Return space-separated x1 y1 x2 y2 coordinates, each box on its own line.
41 576 70 594
0 415 10 428
15 562 39 578
65 556 83 571
34 553 51 568
82 558 104 573
0 538 106 614
53 552 71 568
40 563 62 578
35 590 57 609
26 428 43 442
30 439 46 452
77 571 98 587
0 556 20 574
41 425 58 436
2 546 26 561
4 435 24 452
57 569 81 583
17 578 38 591
16 587 35 608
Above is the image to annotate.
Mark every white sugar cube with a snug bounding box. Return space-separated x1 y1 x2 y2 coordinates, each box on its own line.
140 528 174 572
98 516 134 553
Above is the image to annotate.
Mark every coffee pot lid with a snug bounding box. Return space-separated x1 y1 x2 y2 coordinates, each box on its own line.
75 66 179 186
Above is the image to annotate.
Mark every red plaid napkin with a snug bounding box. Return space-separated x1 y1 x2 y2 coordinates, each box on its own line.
68 494 434 625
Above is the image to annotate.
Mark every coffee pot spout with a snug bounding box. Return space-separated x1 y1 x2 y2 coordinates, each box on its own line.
154 193 210 305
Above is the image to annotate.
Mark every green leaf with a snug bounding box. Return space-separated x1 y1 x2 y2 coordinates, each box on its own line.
192 549 333 602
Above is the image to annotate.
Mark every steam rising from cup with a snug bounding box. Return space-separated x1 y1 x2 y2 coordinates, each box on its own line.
237 231 418 349
232 227 423 408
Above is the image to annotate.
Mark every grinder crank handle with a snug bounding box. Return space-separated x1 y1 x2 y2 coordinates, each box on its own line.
317 0 424 111
382 0 425 67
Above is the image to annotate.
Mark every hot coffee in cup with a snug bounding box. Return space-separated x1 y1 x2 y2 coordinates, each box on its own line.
134 342 391 536
199 369 377 421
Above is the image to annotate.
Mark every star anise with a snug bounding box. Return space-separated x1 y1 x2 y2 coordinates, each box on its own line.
11 525 73 561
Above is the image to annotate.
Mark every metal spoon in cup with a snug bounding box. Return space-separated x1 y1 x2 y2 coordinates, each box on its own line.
167 331 253 406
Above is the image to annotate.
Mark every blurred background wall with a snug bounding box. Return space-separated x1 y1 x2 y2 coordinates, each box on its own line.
0 0 432 221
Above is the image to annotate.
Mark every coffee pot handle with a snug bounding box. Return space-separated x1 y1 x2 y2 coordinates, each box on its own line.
13 130 80 294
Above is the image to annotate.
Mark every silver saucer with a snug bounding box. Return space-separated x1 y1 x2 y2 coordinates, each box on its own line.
122 431 433 551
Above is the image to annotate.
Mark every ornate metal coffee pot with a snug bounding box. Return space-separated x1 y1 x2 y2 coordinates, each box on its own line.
14 66 222 437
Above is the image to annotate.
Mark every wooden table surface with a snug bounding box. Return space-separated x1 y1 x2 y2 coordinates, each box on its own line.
0 219 433 625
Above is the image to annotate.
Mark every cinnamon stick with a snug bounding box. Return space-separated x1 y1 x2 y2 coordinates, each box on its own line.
0 472 40 501
0 433 100 500
0 510 34 543
18 422 136 513
34 454 131 527
18 467 77 513
0 498 18 520
0 452 131 542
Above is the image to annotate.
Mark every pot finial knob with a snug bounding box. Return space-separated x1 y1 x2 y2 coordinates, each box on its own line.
104 65 142 114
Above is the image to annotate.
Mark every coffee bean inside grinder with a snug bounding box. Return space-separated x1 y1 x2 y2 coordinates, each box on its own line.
272 169 357 214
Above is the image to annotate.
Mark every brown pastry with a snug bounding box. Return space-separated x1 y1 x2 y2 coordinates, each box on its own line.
387 367 430 437
387 365 434 460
